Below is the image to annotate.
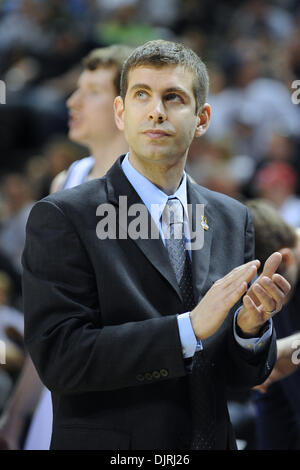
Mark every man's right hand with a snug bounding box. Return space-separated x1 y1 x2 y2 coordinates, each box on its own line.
190 259 260 340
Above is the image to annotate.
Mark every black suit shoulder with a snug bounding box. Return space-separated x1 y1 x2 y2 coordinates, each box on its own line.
188 180 250 232
190 180 247 212
28 178 109 234
41 177 108 208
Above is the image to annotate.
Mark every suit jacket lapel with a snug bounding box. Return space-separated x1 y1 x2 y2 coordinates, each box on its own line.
105 156 183 302
187 178 213 303
104 157 214 305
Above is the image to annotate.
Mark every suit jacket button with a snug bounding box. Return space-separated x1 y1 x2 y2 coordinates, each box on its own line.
136 374 144 382
152 370 160 379
145 372 152 381
160 369 168 377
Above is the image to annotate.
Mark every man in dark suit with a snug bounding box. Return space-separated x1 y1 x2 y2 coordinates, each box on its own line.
22 40 290 450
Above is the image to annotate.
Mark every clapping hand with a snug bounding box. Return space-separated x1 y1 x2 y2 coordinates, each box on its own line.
237 252 291 336
190 252 291 341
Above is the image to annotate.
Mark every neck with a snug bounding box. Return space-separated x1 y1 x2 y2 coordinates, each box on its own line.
88 133 128 178
128 151 187 195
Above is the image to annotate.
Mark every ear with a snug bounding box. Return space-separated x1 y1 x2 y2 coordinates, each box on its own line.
278 247 295 269
194 103 211 138
114 96 125 131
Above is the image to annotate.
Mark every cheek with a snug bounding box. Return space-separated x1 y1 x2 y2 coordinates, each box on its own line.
176 116 197 143
92 98 114 117
124 121 134 144
123 111 137 137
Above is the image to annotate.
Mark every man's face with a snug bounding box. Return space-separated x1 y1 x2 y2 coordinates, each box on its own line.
67 67 118 147
114 65 209 167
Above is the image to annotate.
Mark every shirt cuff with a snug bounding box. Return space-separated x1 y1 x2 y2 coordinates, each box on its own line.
177 312 203 359
233 308 273 353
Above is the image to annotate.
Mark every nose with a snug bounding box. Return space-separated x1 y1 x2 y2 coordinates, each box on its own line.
67 89 81 109
148 99 167 123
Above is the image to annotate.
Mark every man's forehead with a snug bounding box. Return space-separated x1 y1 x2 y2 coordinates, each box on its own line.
78 66 116 86
127 64 194 92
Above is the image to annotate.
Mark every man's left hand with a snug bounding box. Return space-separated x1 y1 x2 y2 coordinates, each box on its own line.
237 252 291 336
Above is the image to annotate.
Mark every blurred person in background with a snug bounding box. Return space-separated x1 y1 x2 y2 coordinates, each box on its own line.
0 0 98 142
255 332 300 391
262 132 297 164
246 199 300 449
253 161 300 228
0 272 24 414
0 250 22 309
28 135 88 200
0 43 132 450
0 0 54 59
208 48 300 162
0 174 35 274
230 0 295 41
186 138 255 202
51 44 132 192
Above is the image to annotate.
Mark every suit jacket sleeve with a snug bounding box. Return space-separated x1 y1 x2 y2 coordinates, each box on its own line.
22 200 187 394
225 207 277 390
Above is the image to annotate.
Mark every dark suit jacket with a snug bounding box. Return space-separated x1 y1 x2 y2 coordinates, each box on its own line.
22 156 276 450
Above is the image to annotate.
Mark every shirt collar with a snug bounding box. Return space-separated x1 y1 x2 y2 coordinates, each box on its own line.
121 153 188 227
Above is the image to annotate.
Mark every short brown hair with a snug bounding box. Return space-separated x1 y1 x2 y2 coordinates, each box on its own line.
120 39 209 113
83 44 134 95
246 199 297 270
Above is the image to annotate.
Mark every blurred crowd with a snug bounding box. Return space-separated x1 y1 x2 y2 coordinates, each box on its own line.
0 0 300 450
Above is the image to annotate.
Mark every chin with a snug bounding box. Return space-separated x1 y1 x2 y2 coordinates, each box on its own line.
143 154 171 164
143 145 174 159
69 130 86 145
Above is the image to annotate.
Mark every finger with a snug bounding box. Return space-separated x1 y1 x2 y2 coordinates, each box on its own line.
272 274 291 297
253 384 267 394
223 281 248 310
259 276 286 306
253 382 270 393
260 252 282 278
243 293 265 323
246 283 260 307
225 259 260 279
252 283 277 313
231 267 258 294
223 261 260 287
220 265 259 310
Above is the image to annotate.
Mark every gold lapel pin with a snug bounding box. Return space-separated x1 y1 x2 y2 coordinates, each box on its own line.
201 215 209 231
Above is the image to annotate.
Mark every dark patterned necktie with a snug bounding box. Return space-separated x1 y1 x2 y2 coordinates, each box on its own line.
162 198 195 311
162 198 215 450
189 350 216 449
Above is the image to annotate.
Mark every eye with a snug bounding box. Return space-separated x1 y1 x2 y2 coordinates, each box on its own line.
88 89 101 95
135 90 148 99
165 93 183 103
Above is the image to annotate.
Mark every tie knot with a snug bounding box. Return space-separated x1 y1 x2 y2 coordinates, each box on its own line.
163 198 183 226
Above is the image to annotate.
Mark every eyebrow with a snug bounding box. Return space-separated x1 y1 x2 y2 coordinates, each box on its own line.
129 83 151 93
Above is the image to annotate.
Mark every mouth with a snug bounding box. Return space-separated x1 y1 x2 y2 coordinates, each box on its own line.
143 129 172 139
69 114 82 129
